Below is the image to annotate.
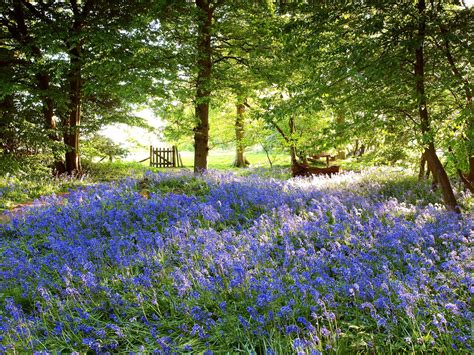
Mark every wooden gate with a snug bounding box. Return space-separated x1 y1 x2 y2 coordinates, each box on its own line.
149 146 183 168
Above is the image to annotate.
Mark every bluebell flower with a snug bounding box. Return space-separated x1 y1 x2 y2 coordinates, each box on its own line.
286 325 299 334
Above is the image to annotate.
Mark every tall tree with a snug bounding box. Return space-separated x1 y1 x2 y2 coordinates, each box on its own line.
276 1 464 212
193 0 213 172
1 1 160 173
155 1 274 172
414 0 459 212
434 4 474 191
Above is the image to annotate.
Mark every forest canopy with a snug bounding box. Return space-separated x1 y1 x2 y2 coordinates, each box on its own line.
1 0 473 212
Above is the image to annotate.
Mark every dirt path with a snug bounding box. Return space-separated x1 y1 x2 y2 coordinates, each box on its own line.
0 192 70 224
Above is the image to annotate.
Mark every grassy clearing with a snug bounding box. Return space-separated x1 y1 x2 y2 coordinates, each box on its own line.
179 150 291 169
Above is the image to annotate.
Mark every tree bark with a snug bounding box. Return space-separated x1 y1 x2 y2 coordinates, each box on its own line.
420 150 439 189
193 0 213 173
233 103 249 167
262 145 273 167
352 139 359 156
415 0 460 213
36 73 56 133
0 94 17 153
336 113 346 159
64 42 82 174
11 0 56 140
418 152 426 180
63 1 88 175
289 116 298 166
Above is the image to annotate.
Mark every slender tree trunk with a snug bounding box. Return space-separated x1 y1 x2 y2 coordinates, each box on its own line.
11 0 57 146
289 116 298 166
418 152 426 180
193 0 212 173
300 152 308 165
261 145 273 168
36 73 56 134
422 151 439 189
415 0 459 213
457 167 474 193
0 94 17 153
353 139 359 156
336 113 346 159
271 118 296 166
64 42 82 174
62 1 93 175
233 103 248 167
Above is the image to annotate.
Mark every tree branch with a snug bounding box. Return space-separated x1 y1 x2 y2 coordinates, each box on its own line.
270 120 290 143
438 23 473 105
213 55 248 65
20 0 52 24
70 0 80 17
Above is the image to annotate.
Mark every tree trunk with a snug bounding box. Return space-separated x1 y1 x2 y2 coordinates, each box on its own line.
64 42 82 174
415 0 459 213
418 152 426 180
36 73 56 134
289 116 298 166
193 0 212 173
420 151 441 189
233 103 249 167
300 152 308 165
421 151 439 189
0 94 17 153
11 0 57 145
457 168 474 193
37 71 64 174
336 113 346 159
468 156 474 183
262 145 273 168
352 139 359 156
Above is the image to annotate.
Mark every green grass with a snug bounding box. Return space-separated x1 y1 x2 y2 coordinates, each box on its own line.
83 160 155 181
179 150 291 169
0 174 88 212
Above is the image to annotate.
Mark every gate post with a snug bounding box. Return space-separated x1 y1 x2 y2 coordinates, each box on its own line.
172 146 177 167
149 145 153 167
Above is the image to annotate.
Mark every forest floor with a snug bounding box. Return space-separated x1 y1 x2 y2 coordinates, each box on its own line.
0 166 472 353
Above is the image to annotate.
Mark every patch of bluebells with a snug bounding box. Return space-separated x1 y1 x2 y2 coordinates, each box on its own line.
0 168 472 353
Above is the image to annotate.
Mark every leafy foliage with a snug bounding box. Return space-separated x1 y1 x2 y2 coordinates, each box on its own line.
81 134 129 162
